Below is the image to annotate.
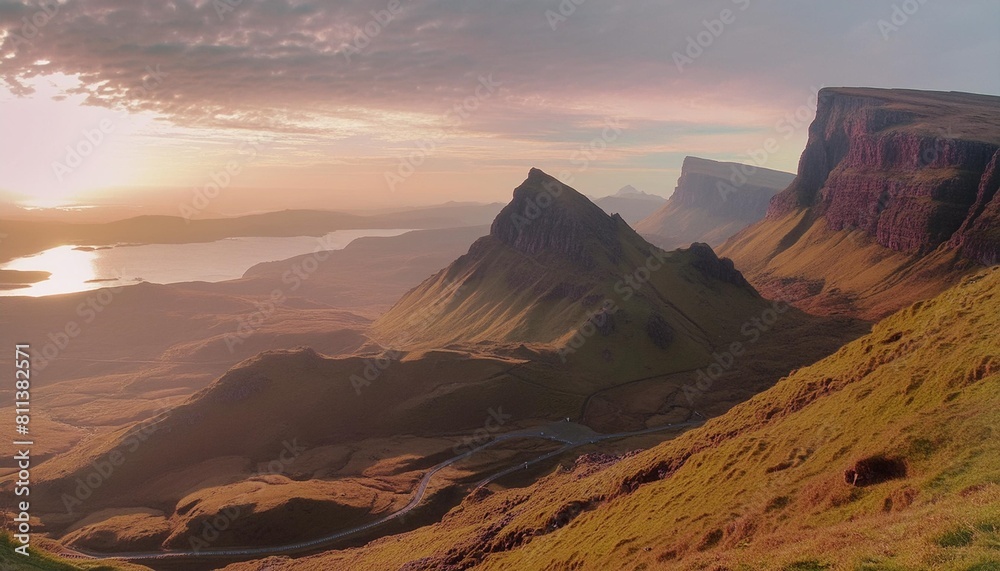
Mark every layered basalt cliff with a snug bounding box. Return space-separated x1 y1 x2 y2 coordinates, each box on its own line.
949 149 1000 265
768 87 1000 259
635 157 794 250
720 87 1000 319
671 156 791 219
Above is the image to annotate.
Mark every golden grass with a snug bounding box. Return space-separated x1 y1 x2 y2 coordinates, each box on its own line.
0 531 150 570
719 210 978 319
241 267 999 570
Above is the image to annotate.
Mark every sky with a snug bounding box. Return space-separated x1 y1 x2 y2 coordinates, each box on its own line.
0 0 998 213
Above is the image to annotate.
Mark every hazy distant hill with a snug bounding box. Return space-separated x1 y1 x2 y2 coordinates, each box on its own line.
593 185 667 224
635 156 794 250
215 225 493 315
0 202 503 266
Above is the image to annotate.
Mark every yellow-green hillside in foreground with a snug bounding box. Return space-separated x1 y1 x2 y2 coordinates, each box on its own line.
0 533 149 571
230 267 1000 570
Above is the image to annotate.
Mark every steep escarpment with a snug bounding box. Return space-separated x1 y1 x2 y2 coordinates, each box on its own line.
636 156 794 250
769 88 1000 254
721 87 1000 319
949 148 1000 265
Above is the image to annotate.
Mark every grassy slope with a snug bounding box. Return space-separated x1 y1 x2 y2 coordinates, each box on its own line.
258 267 999 571
0 533 148 570
374 227 768 383
26 350 521 513
718 210 978 319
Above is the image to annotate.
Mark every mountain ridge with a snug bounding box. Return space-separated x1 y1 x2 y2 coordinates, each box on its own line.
636 156 795 251
373 168 768 369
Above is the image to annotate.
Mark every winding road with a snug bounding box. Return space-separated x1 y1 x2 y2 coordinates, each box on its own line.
64 414 704 563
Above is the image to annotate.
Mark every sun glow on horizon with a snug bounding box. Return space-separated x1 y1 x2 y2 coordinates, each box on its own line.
0 245 100 297
17 196 82 209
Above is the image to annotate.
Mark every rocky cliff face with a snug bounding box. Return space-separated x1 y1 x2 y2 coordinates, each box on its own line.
376 168 763 365
669 158 787 220
635 156 794 249
720 88 1000 320
490 168 625 268
687 242 751 288
768 87 1000 258
949 149 1000 265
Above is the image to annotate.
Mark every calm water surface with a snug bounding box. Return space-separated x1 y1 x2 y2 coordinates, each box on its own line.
0 229 412 297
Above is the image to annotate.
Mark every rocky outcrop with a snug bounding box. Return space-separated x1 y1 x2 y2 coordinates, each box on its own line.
375 168 764 364
768 87 1000 258
687 242 751 288
490 168 624 268
636 157 794 250
949 149 1000 265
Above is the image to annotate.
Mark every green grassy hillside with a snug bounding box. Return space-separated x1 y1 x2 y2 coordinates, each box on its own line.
250 267 1000 570
0 532 148 570
719 209 978 319
374 168 772 381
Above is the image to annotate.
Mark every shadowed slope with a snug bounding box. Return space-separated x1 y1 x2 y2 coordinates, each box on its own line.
636 156 794 250
242 267 1000 571
373 168 767 380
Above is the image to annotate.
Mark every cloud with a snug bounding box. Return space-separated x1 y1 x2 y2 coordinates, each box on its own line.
1 0 991 126
0 0 996 204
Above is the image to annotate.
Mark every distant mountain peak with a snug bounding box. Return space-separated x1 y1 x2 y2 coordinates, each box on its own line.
612 185 661 201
